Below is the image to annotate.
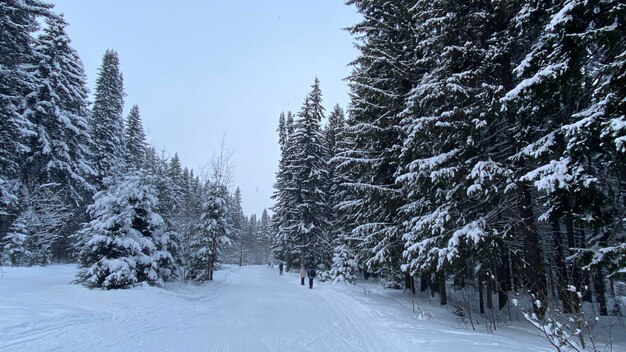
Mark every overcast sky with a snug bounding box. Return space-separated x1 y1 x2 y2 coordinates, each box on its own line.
50 1 361 217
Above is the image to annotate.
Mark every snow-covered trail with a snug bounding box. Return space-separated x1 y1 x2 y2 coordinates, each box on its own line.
0 265 555 351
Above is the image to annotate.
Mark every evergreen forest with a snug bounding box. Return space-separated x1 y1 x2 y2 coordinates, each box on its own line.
1 1 624 350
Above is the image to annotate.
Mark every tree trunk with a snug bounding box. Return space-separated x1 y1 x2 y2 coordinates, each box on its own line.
519 183 547 319
420 275 428 292
486 273 494 311
404 271 415 294
478 275 485 314
496 246 511 310
579 228 593 303
209 238 217 281
553 218 576 313
438 271 447 306
595 268 608 316
430 275 438 298
565 212 583 311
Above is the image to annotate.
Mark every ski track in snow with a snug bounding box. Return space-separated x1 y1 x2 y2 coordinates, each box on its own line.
1 265 622 352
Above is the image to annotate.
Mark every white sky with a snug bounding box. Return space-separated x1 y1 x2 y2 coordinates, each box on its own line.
51 0 361 217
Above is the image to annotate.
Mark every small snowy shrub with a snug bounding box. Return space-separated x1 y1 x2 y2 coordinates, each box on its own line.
329 244 357 284
512 288 603 352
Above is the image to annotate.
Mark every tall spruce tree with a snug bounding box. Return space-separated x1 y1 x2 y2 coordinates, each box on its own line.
24 13 94 200
397 0 522 308
226 187 247 265
258 209 273 263
124 105 147 169
271 111 298 268
287 78 331 268
90 49 125 186
341 0 415 288
327 105 357 282
503 0 626 315
0 0 52 218
189 184 232 281
574 0 625 284
3 12 95 264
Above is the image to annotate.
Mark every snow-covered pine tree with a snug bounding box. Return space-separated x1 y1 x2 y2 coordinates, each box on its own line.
573 0 626 284
2 220 30 266
324 104 346 240
168 153 183 186
246 214 261 264
143 146 161 173
152 152 183 218
341 0 415 288
178 166 204 281
148 153 182 282
271 111 298 268
90 49 125 187
222 187 246 265
329 243 357 284
504 0 626 315
4 183 71 266
501 1 582 313
397 0 522 307
189 184 232 281
326 105 358 283
258 209 273 264
0 0 52 219
124 105 148 169
25 13 94 197
9 14 96 264
286 78 332 269
76 171 175 289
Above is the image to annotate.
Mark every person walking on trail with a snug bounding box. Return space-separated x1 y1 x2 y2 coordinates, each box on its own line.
299 266 306 286
279 262 284 276
307 266 317 289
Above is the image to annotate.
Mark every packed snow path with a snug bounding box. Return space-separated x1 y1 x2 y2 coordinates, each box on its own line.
1 265 559 351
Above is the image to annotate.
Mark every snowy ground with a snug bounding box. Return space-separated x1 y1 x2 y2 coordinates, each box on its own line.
1 265 623 352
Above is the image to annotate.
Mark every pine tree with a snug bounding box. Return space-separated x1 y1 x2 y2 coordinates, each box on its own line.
2 221 30 265
258 209 273 263
189 184 232 281
286 78 331 268
168 153 182 181
325 104 346 222
25 13 94 194
271 111 298 268
502 0 626 315
246 214 261 264
124 105 147 169
575 0 626 282
76 171 174 289
341 0 415 287
227 187 247 265
329 243 357 284
90 49 125 186
395 0 523 306
177 166 204 281
326 105 358 282
0 0 53 217
9 14 96 262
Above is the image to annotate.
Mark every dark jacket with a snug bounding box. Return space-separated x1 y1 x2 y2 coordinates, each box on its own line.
307 268 316 279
